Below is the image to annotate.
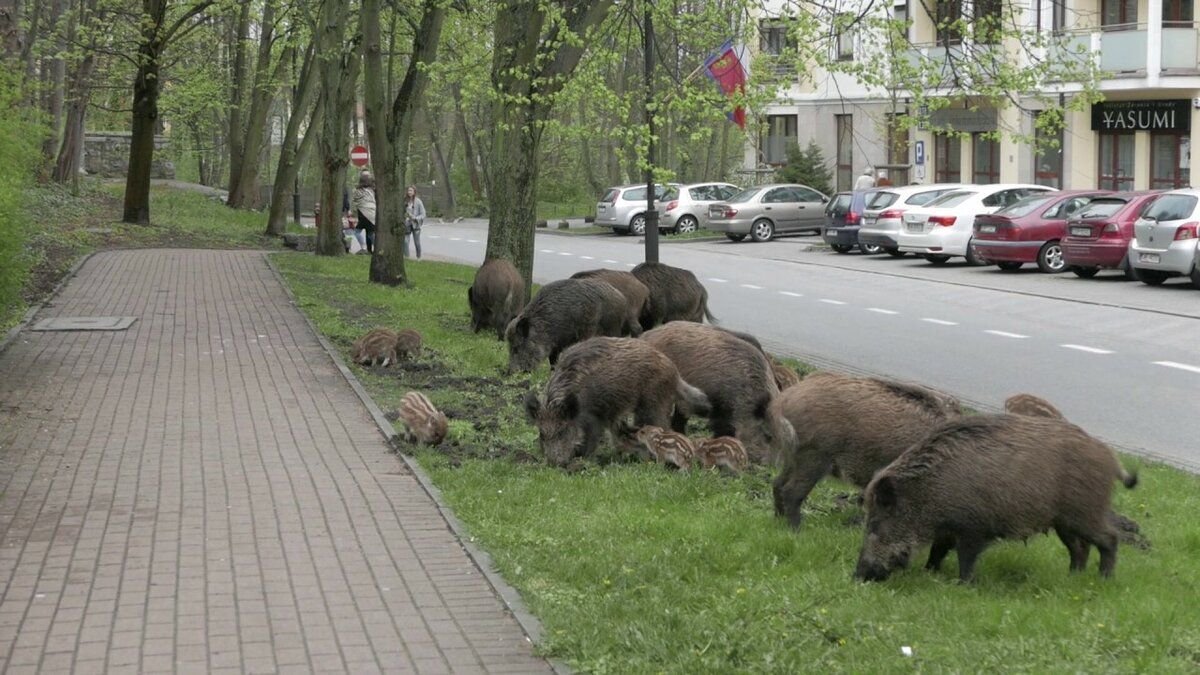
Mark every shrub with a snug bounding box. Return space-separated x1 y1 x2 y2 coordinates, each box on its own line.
776 139 833 196
0 73 48 328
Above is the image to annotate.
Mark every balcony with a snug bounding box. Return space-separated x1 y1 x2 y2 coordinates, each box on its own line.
1049 24 1200 77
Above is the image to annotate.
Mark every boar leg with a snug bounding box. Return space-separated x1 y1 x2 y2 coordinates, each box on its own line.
1055 526 1090 572
1093 530 1119 578
772 452 832 528
955 536 991 583
925 534 956 572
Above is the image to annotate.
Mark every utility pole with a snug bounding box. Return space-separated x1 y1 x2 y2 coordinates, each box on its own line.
643 4 659 263
291 47 301 224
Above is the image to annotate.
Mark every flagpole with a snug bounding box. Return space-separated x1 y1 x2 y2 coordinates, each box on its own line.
644 4 659 264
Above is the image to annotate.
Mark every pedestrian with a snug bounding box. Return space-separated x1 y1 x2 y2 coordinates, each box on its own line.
404 185 426 259
351 171 376 254
876 170 893 187
854 167 876 190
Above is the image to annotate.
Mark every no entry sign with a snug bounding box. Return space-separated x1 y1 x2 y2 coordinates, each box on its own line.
350 145 370 167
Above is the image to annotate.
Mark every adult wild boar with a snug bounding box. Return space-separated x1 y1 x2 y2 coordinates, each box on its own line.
1004 393 1064 419
570 268 649 337
468 258 525 340
505 277 633 372
631 261 716 330
771 372 962 528
640 321 786 462
525 337 710 467
854 414 1138 583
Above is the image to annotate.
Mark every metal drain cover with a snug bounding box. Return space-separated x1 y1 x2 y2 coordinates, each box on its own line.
30 317 138 331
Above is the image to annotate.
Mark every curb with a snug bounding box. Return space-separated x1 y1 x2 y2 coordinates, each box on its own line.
0 252 97 357
263 252 571 675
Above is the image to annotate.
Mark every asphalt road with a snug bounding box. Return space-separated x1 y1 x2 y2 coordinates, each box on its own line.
421 222 1200 471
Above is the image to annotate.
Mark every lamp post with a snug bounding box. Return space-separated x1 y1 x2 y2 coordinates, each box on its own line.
643 4 659 263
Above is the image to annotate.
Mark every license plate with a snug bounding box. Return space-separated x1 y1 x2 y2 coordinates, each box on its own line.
906 223 924 233
979 225 996 233
864 217 876 227
1070 226 1091 237
1139 253 1160 264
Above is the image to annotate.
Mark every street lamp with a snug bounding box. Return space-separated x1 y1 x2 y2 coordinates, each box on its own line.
643 4 659 263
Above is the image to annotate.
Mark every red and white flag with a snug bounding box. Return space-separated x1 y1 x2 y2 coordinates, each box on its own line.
704 40 749 129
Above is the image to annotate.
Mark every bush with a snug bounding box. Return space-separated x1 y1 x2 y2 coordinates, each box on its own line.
0 74 48 328
776 139 834 196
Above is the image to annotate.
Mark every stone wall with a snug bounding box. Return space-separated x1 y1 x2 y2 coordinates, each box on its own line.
84 132 175 179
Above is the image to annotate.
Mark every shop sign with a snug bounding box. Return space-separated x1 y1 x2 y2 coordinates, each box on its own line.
928 108 997 133
1091 100 1190 132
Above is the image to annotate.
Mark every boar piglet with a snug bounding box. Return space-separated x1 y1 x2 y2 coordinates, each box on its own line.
352 328 400 367
854 414 1138 583
1003 393 1064 419
397 391 449 445
469 258 525 340
634 425 696 470
524 337 709 467
696 436 749 474
505 278 633 373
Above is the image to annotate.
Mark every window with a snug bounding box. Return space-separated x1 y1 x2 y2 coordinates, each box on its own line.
972 133 1000 185
1165 0 1193 25
763 188 795 203
973 0 1003 44
795 186 826 201
935 134 961 183
935 0 963 46
1101 0 1136 29
1143 193 1198 220
1033 112 1064 189
836 115 854 191
1041 196 1094 219
886 116 910 186
836 13 855 60
717 185 741 199
1050 0 1067 31
1151 133 1190 189
761 114 797 165
893 0 910 41
1098 132 1134 190
760 20 796 55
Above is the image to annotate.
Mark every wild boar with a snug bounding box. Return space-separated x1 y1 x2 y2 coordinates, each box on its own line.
696 436 749 474
631 261 716 330
570 268 650 337
713 327 801 392
854 414 1139 583
1004 393 1064 419
771 371 962 528
524 337 710 467
468 258 526 340
640 321 788 463
505 277 634 372
634 425 696 470
352 328 400 367
394 328 422 360
396 391 449 445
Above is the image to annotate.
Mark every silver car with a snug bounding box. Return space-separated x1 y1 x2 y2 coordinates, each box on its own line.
858 183 967 256
595 184 674 235
706 183 829 242
656 182 741 233
1128 188 1200 288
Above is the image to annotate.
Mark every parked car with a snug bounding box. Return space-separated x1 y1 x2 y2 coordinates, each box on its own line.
971 190 1109 273
656 182 741 234
1062 191 1162 279
1128 188 1200 288
595 183 676 235
706 183 829 242
858 184 967 257
897 184 1059 264
822 191 882 254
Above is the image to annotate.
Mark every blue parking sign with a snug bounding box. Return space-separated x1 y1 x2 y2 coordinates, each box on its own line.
915 140 926 166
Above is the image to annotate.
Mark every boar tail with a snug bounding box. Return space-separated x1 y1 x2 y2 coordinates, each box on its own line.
676 379 711 416
1119 466 1138 489
702 301 719 325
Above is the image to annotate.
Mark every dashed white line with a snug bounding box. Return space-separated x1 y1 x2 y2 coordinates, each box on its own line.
1061 344 1114 355
740 284 763 290
625 262 636 267
449 237 462 241
540 249 555 254
558 251 573 256
921 318 958 326
985 330 1029 339
466 238 480 243
819 299 847 306
428 235 441 239
778 291 803 297
866 308 899 315
604 259 619 264
708 278 729 283
1154 361 1200 375
580 255 595 260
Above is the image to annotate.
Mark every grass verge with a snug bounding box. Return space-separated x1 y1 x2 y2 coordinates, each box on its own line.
274 251 1200 674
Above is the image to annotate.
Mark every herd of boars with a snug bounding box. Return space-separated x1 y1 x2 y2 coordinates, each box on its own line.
376 257 1142 583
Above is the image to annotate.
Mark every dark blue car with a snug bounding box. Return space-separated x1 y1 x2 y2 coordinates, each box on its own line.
822 190 883 254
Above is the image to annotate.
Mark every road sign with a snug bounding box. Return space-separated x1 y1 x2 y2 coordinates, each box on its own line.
915 140 926 166
916 165 926 181
350 145 370 167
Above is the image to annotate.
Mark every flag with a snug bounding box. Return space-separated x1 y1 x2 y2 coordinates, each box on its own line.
704 40 749 129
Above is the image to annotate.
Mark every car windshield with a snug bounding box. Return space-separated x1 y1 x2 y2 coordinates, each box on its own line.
828 194 853 213
1142 194 1198 221
926 191 975 208
660 187 679 201
866 191 899 209
1073 198 1127 219
907 189 953 206
996 195 1058 218
728 188 762 203
600 188 619 203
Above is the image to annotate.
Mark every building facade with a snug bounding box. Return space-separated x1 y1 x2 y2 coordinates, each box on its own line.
750 0 1200 192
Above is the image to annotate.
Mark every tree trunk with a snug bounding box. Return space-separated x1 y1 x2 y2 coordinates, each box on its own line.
430 129 454 217
452 84 482 200
123 38 160 224
0 0 19 59
42 0 66 162
52 53 95 184
313 0 360 255
225 1 251 204
266 44 318 236
229 0 281 209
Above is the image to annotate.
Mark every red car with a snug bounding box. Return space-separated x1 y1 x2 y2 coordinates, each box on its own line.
972 191 1111 273
1061 191 1163 279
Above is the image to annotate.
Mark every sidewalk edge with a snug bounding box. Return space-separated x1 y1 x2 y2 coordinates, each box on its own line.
263 252 571 675
0 252 97 357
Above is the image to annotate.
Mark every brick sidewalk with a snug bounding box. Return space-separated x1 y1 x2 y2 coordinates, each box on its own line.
0 250 552 674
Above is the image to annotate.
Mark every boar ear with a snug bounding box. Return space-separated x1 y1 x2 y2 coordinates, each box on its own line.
523 390 541 421
872 476 898 509
561 393 580 420
513 316 530 338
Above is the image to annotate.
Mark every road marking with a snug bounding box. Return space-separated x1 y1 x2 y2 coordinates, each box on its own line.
580 255 595 260
428 235 440 239
1154 361 1200 375
604 259 618 264
558 251 573 256
449 237 462 241
466 238 480 243
819 299 847 306
985 330 1029 339
540 249 555 254
778 291 803 297
921 318 958 326
740 284 763 290
708 278 729 283
866 308 898 315
1061 344 1113 355
625 262 636 267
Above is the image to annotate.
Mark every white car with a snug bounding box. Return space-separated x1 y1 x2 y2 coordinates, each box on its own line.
897 184 1059 264
1128 188 1200 288
857 183 967 256
657 182 741 233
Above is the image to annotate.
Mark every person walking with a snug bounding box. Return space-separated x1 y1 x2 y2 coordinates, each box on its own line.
351 171 377 254
854 167 876 190
404 185 426 259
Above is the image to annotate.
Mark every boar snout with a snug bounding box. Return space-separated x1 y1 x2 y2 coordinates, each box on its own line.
853 556 892 582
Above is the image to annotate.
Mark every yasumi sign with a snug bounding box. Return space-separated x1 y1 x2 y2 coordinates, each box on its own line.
350 145 370 167
1091 100 1190 132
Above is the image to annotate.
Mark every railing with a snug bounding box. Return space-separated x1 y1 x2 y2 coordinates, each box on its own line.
1049 24 1200 76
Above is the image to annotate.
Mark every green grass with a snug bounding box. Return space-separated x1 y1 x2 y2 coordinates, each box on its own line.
274 252 1200 674
537 200 595 222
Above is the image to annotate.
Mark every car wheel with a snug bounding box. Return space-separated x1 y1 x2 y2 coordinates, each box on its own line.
964 240 984 266
725 233 746 242
997 261 1023 271
1072 266 1099 278
1133 266 1169 286
630 214 646 236
750 219 775 242
1036 240 1066 273
884 248 905 258
675 215 699 234
859 243 883 254
924 254 951 265
614 227 631 236
830 244 854 253
1190 263 1200 289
